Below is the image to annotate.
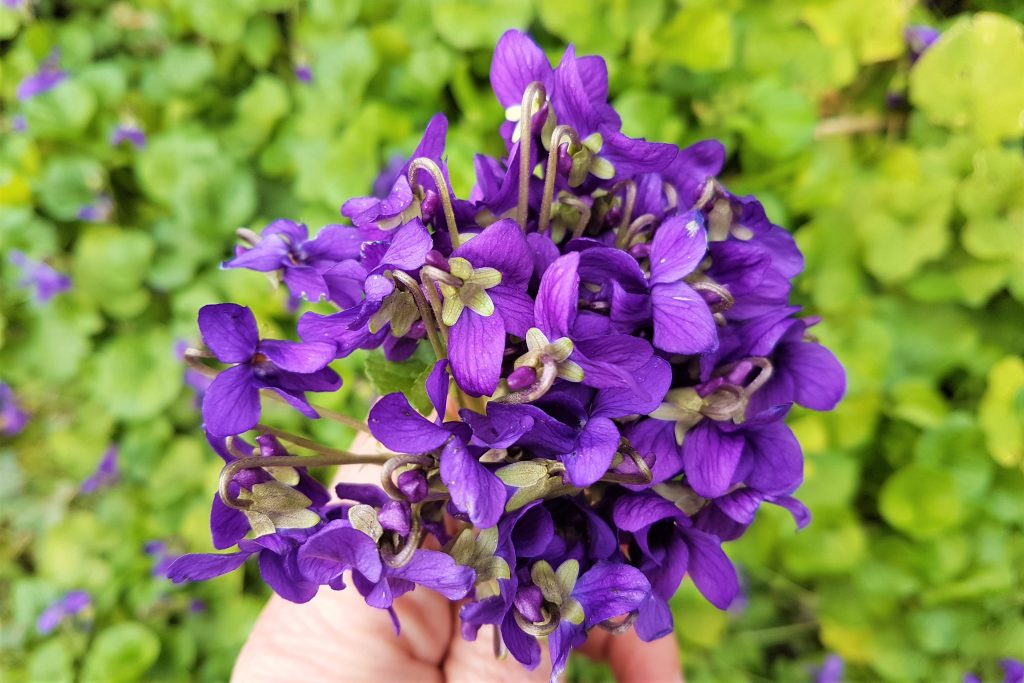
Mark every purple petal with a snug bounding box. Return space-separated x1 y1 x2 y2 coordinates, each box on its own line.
167 550 254 582
552 46 601 133
681 529 738 610
380 219 432 271
489 285 534 337
573 334 653 389
425 359 450 422
303 225 364 262
744 422 803 495
573 561 650 627
592 356 672 418
535 252 579 339
768 495 811 530
788 340 846 411
451 219 532 288
202 365 260 437
298 522 383 584
210 492 250 549
651 281 717 355
612 493 683 532
448 310 505 398
715 488 764 526
490 30 552 108
650 212 708 284
334 483 392 507
635 593 674 642
402 113 449 176
501 610 542 670
561 416 619 487
625 418 684 485
224 236 289 271
368 393 451 452
257 339 335 373
198 303 258 363
389 549 475 600
439 438 505 529
682 421 743 498
282 266 329 302
259 550 319 604
598 127 678 178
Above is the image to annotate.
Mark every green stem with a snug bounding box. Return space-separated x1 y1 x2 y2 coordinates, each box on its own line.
538 125 582 236
516 81 548 231
408 157 461 248
392 272 446 360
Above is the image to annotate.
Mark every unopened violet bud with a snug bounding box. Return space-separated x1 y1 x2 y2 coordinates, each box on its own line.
514 584 545 623
557 145 573 175
628 243 651 260
424 249 449 271
506 366 537 392
396 469 428 503
420 190 439 224
377 500 411 536
256 433 288 458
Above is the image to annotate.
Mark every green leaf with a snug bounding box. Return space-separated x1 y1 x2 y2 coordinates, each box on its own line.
879 464 965 539
654 7 734 73
363 344 435 415
35 155 104 221
90 330 182 420
978 356 1024 469
81 622 161 683
21 80 97 140
73 226 155 318
432 0 533 50
27 639 74 683
910 12 1024 142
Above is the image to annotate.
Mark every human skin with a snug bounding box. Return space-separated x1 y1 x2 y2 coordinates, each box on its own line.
232 435 684 683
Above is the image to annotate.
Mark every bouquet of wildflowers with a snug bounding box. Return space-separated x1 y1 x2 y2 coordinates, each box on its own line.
169 30 845 678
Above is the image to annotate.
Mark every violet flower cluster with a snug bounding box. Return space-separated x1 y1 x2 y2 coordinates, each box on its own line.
169 31 844 678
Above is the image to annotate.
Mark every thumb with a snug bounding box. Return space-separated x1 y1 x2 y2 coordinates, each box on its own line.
443 621 556 683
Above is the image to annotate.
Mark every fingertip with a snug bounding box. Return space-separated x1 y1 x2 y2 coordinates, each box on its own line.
586 628 683 683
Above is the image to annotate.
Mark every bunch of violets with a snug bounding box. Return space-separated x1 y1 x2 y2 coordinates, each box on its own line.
169 31 845 678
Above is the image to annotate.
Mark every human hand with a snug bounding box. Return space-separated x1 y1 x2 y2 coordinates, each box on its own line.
232 435 684 683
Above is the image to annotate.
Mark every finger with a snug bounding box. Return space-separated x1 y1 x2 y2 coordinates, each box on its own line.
232 579 452 683
578 628 683 683
443 621 555 683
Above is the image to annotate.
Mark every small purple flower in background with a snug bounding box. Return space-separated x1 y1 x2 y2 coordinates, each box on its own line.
144 541 177 577
0 383 29 436
813 654 845 683
36 591 91 635
8 250 71 303
3 0 28 8
11 115 27 132
294 64 313 83
198 303 341 437
16 51 66 101
965 659 1024 683
80 446 119 494
110 122 146 148
77 194 114 223
188 599 207 613
906 25 941 63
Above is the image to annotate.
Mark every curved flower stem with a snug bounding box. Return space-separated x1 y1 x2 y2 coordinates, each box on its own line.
493 361 559 404
611 180 638 249
538 125 581 236
514 604 561 637
392 272 446 360
418 274 449 346
219 453 391 510
408 157 461 248
621 213 657 249
596 612 636 634
235 227 262 247
183 349 370 433
561 195 592 239
663 181 679 212
381 506 423 568
381 453 435 500
516 81 547 231
254 423 373 459
690 280 734 314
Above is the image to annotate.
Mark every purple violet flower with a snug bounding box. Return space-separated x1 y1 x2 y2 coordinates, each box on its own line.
77 194 114 223
198 303 341 437
36 591 91 635
0 384 29 436
16 51 66 101
294 64 313 82
110 123 146 148
813 654 845 683
144 541 177 577
80 446 119 493
8 250 71 303
224 219 366 307
906 25 941 63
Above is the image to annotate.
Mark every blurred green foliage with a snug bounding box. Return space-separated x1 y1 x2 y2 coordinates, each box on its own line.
1 1 1022 681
